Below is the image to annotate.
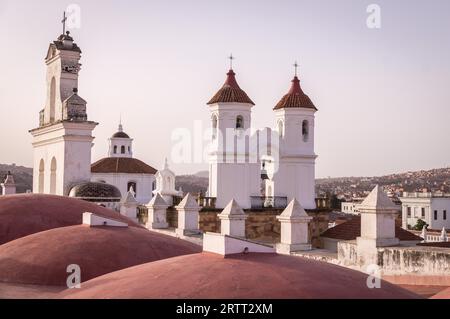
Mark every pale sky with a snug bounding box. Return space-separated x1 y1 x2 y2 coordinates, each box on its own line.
0 0 449 177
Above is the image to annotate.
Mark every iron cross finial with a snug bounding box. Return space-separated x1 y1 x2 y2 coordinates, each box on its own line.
61 11 67 35
228 54 235 70
293 61 299 77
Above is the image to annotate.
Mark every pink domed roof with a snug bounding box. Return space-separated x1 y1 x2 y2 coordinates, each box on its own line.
60 253 420 299
0 194 140 245
0 225 201 286
431 287 450 299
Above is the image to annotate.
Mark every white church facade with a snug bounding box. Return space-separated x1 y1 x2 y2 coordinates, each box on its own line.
29 31 98 197
29 28 173 212
29 22 317 216
206 65 318 210
91 123 158 205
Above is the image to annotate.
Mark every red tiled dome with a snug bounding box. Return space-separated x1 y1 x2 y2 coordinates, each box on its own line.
0 225 201 286
91 157 157 174
60 253 420 299
207 69 255 105
274 76 317 110
431 287 450 299
0 194 140 245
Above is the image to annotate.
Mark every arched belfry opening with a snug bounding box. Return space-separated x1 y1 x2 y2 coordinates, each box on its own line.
38 159 45 193
212 115 218 139
236 115 244 129
50 157 57 194
302 120 309 142
49 77 56 122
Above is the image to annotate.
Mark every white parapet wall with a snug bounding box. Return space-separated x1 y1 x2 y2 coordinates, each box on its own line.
337 240 450 281
82 212 128 228
203 232 275 256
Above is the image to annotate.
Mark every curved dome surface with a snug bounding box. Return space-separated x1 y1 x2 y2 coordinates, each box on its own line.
60 253 420 299
69 182 121 200
91 157 157 174
111 131 130 138
431 287 450 299
0 194 140 245
0 225 201 286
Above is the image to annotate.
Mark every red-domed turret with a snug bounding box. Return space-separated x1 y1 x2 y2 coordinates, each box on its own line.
207 69 255 105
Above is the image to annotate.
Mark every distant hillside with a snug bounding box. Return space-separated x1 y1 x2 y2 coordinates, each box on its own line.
175 173 208 195
316 167 450 199
1 163 448 198
0 164 33 193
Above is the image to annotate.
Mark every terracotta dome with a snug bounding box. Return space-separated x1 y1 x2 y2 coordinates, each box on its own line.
0 225 201 286
111 131 130 138
207 69 255 105
431 287 450 299
60 253 420 299
0 194 140 245
273 76 317 110
91 157 157 174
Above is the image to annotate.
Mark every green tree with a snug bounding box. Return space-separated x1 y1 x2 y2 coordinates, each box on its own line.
413 219 428 231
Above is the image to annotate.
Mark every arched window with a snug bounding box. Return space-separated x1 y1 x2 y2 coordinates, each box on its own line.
121 146 125 154
49 77 56 122
278 120 284 138
127 181 137 195
302 120 309 142
236 116 244 129
113 145 117 154
38 159 45 193
50 157 57 195
212 115 218 139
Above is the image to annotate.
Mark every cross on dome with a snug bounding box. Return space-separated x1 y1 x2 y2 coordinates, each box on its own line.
228 54 235 70
293 61 299 77
61 11 67 35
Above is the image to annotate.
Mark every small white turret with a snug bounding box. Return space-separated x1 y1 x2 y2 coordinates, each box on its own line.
176 193 201 236
153 158 182 206
440 227 448 242
218 199 247 238
1 171 16 196
146 193 169 229
276 198 313 254
120 189 139 222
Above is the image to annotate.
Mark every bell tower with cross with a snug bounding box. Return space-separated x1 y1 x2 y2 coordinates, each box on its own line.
29 14 98 196
206 55 261 209
269 61 318 209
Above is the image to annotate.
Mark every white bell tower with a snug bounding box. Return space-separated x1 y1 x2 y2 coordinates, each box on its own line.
271 65 317 209
108 122 133 158
29 24 97 196
207 61 260 209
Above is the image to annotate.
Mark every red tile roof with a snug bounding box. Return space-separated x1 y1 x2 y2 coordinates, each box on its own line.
91 157 157 174
274 76 317 110
207 69 255 105
321 217 422 241
417 242 450 248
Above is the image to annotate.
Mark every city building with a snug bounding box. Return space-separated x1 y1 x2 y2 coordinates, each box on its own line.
207 65 317 210
91 123 158 205
400 192 450 230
